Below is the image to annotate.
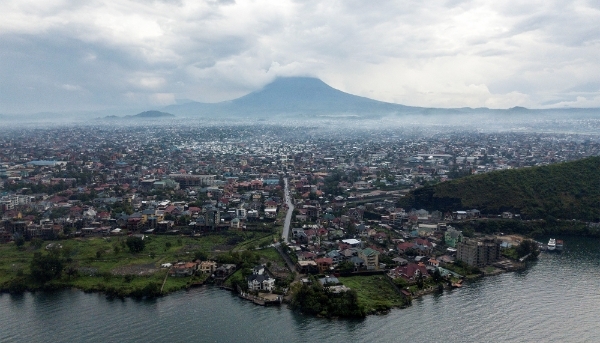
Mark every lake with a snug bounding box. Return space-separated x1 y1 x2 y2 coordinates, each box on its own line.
2 236 599 342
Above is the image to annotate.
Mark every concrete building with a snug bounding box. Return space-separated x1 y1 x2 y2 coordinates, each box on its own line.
456 237 500 267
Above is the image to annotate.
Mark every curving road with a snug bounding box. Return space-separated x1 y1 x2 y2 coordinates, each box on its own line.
281 177 294 244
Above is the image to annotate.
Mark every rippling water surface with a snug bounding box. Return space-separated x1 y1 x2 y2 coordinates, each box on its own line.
2 236 599 343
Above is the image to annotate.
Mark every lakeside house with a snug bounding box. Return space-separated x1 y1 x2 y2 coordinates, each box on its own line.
247 265 275 292
170 262 198 277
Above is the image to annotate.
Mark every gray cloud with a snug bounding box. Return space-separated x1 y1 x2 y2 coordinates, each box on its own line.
0 0 599 114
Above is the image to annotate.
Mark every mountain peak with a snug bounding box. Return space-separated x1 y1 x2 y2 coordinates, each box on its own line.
231 76 374 109
263 76 331 90
163 76 412 117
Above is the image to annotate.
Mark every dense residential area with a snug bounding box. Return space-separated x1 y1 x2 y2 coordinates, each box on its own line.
0 125 596 315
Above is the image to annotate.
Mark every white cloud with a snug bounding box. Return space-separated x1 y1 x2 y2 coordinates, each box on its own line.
150 92 176 105
0 0 599 113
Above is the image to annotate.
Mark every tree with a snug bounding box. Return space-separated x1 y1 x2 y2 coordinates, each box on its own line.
416 272 424 289
432 268 443 283
194 250 208 261
65 266 78 279
62 246 74 261
126 236 145 253
30 251 63 283
337 261 355 274
515 239 540 259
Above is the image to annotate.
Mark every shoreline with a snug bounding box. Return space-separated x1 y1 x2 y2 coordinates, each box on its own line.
1 257 532 319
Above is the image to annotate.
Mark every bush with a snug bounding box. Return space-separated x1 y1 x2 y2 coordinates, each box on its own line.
194 250 208 261
30 251 63 284
290 279 365 318
30 238 44 249
126 236 145 253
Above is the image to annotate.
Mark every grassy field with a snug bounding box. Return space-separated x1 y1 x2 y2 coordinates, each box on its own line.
254 247 284 264
338 275 407 312
0 232 263 296
223 269 244 288
232 232 274 251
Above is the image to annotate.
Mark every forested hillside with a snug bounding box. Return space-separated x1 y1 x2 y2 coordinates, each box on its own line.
400 157 600 221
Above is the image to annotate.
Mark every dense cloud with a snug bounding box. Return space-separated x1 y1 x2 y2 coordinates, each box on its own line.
0 0 599 113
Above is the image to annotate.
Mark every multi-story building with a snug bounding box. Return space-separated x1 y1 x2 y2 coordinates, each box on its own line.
168 174 216 187
359 247 380 270
444 227 464 248
457 237 500 267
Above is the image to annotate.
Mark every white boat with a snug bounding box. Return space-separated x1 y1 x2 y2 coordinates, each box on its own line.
547 238 556 251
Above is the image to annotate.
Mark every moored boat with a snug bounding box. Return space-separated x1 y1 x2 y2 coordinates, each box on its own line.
548 238 556 251
555 239 563 251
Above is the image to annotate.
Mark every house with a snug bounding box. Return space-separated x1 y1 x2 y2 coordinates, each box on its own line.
199 260 217 274
325 250 342 264
247 265 275 292
417 223 437 237
347 207 364 220
214 264 236 278
414 238 434 254
170 262 198 277
314 257 333 273
296 260 318 274
341 238 362 248
339 248 358 260
373 231 388 244
348 256 364 271
319 276 340 286
428 258 440 267
230 217 243 230
453 211 468 220
389 262 429 282
397 242 414 254
392 257 408 266
297 251 317 261
444 227 463 248
466 209 481 218
356 224 369 236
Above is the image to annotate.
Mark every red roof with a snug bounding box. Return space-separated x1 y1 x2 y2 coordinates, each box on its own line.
397 242 414 251
315 258 333 264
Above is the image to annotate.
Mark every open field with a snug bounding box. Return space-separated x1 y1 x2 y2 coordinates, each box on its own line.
338 275 407 312
0 232 279 296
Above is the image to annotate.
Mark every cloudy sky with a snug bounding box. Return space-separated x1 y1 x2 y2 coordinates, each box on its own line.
1 0 599 114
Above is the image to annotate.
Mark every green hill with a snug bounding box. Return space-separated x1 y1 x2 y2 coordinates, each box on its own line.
401 157 600 221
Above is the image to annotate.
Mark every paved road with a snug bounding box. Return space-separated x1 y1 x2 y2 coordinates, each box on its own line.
281 177 294 244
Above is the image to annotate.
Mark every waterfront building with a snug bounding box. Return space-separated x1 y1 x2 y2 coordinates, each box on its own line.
456 237 500 267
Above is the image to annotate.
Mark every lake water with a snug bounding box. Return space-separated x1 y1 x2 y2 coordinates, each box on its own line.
2 236 599 343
